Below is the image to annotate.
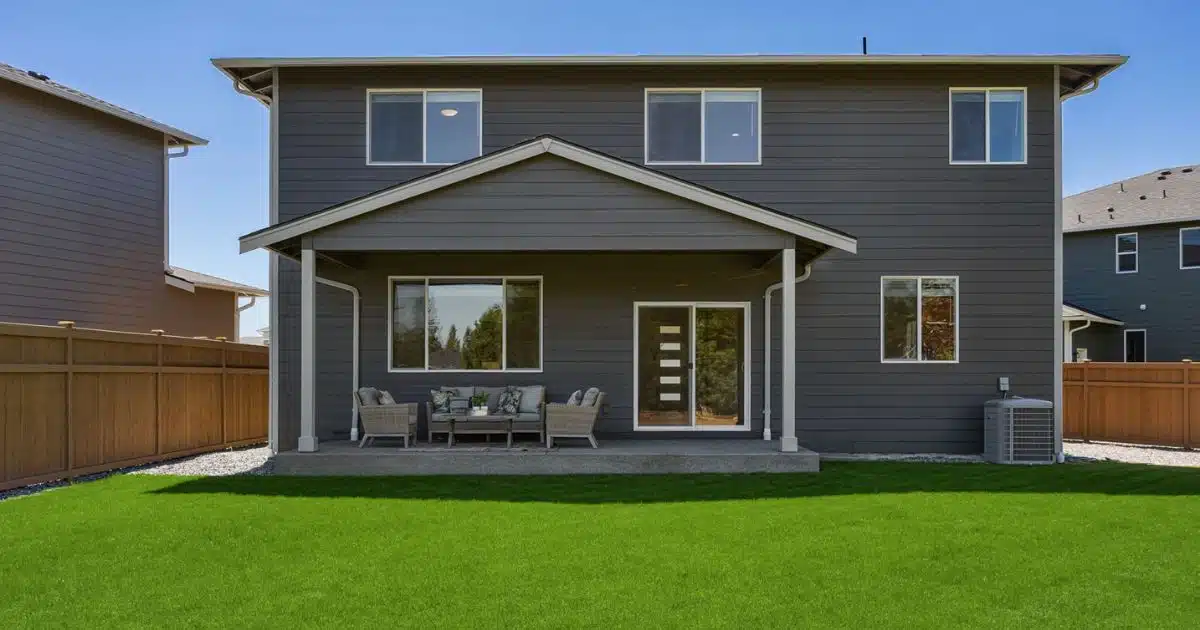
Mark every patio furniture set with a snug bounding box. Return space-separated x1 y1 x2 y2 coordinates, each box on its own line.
353 385 605 449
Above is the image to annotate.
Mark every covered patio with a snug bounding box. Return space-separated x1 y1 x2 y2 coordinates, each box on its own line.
241 136 858 461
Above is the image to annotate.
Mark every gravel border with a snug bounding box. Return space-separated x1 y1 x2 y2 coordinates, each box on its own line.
0 446 273 503
1064 441 1200 468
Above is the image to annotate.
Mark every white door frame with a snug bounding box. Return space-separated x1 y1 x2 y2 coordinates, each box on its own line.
1123 328 1147 363
632 301 752 431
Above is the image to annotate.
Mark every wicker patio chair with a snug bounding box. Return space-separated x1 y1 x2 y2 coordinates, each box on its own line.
354 392 418 448
545 392 605 448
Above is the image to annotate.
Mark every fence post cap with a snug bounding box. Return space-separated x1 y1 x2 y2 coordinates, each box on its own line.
215 336 228 342
151 329 165 336
1183 359 1193 363
57 320 76 328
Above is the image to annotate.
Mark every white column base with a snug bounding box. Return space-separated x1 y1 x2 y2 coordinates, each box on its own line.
781 436 798 452
762 426 772 441
350 427 359 442
298 435 319 453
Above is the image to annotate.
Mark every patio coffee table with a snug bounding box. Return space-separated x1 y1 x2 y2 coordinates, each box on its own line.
447 415 515 448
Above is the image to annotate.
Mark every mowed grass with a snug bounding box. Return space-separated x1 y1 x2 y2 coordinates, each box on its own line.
1 463 1198 629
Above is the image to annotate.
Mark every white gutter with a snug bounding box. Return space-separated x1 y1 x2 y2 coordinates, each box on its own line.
235 295 257 340
1065 320 1092 362
762 263 813 440
315 276 361 441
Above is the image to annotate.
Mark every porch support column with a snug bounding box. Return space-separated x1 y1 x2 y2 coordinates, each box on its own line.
781 247 798 452
298 239 319 452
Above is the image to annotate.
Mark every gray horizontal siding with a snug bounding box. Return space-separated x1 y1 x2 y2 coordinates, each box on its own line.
0 80 167 331
275 63 1059 453
1065 223 1200 361
311 155 792 251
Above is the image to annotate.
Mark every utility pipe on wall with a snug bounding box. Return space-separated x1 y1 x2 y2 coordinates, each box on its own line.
315 276 361 441
234 295 256 340
1065 320 1091 363
762 263 812 441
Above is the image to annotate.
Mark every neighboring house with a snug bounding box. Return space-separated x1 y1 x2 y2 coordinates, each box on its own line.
1064 165 1200 362
218 53 1124 455
0 62 266 338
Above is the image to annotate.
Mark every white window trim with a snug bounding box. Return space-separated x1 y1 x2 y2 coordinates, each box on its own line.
879 275 960 364
1123 329 1147 363
366 88 483 166
1115 232 1138 274
632 301 752 432
948 87 1028 165
1180 227 1200 270
643 88 763 166
386 275 543 373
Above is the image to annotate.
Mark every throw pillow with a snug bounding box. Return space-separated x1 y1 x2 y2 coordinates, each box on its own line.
581 387 601 407
566 389 582 406
430 389 453 413
357 387 380 406
497 387 523 415
378 390 397 405
517 385 544 414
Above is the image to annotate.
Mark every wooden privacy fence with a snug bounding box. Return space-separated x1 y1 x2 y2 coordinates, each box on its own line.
0 321 269 492
1064 362 1199 448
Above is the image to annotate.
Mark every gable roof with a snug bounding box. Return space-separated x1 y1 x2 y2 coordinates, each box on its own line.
166 267 268 297
239 135 858 255
1065 165 1200 233
0 62 207 147
213 53 1126 105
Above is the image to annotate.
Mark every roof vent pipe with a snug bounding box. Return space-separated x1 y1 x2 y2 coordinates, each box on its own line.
1119 182 1125 192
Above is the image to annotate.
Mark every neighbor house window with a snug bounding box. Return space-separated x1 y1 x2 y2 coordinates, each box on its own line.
645 89 760 164
368 89 482 165
1181 227 1200 269
881 276 959 363
1124 329 1146 363
1115 232 1138 274
389 277 541 371
950 88 1026 164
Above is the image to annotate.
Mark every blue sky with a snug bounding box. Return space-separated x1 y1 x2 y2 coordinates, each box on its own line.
2 1 1197 335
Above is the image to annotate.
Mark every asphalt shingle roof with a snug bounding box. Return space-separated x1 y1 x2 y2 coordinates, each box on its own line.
1064 165 1200 233
0 61 206 146
168 267 267 297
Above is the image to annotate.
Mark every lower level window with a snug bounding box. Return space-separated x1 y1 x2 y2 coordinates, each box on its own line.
389 277 541 371
1124 329 1146 363
881 276 959 362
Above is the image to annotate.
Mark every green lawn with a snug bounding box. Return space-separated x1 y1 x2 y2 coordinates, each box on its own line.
2 463 1198 629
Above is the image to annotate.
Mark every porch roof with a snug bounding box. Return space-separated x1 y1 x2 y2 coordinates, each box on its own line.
239 135 858 258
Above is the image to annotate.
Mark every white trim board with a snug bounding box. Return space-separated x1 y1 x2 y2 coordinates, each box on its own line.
238 136 858 255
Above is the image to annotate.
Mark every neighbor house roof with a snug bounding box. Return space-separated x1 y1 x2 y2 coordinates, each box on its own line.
213 53 1126 105
1063 303 1123 326
166 267 268 297
238 135 858 256
1064 165 1200 233
0 61 207 147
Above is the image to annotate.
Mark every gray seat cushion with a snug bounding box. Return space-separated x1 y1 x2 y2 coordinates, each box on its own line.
517 386 544 414
515 411 541 424
430 412 455 423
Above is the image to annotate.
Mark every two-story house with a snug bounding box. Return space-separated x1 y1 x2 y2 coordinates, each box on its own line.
0 62 267 339
1064 165 1200 362
218 53 1125 457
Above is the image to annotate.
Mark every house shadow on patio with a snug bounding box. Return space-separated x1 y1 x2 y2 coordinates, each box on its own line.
150 461 1200 504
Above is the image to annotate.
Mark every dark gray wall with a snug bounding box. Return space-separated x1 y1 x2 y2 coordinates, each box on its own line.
311 155 793 251
1070 324 1123 362
0 80 167 331
274 63 1059 453
1065 222 1200 361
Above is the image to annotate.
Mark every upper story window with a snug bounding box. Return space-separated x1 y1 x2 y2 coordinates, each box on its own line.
949 88 1026 164
367 89 482 165
645 89 760 165
880 276 959 363
1181 227 1200 270
1115 232 1138 274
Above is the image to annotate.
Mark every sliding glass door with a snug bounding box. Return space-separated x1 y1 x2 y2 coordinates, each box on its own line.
635 303 747 430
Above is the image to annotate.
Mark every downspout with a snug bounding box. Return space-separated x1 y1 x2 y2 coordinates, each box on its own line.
235 294 257 341
762 263 812 440
1066 320 1091 362
315 276 361 441
164 145 190 273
